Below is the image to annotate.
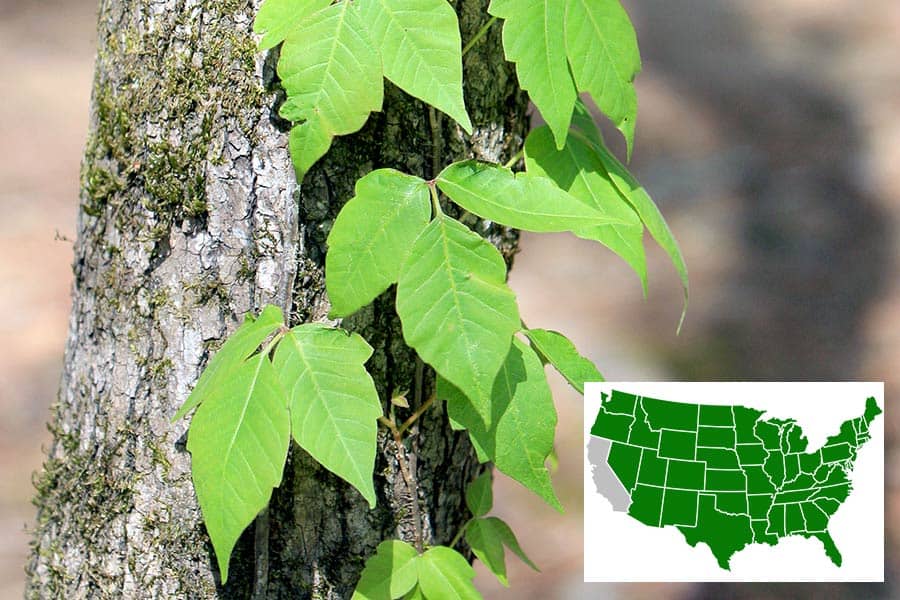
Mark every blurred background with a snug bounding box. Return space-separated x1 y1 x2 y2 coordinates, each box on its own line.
0 0 896 598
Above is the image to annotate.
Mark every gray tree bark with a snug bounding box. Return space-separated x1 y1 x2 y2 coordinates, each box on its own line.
25 0 528 597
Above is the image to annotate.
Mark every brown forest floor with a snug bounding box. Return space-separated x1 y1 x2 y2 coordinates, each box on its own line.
1 0 898 598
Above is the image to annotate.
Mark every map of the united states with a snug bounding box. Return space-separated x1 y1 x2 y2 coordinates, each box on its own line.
587 391 882 570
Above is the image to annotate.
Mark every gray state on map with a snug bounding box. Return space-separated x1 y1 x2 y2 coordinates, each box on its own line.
588 436 631 512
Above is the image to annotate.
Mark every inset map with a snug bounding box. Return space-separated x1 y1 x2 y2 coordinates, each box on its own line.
584 382 884 582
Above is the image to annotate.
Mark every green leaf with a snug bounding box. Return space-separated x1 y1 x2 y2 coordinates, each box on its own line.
523 328 603 394
403 586 426 600
440 340 561 510
465 471 493 517
489 0 576 149
564 0 641 157
598 144 689 317
481 517 537 572
436 161 631 233
465 519 507 586
576 112 689 329
173 305 283 421
417 546 480 600
254 0 331 50
466 517 538 586
187 352 290 583
287 119 332 178
273 324 382 507
351 540 419 600
279 2 383 175
357 0 472 132
396 215 520 428
524 124 647 293
447 411 490 463
570 100 604 148
326 169 431 317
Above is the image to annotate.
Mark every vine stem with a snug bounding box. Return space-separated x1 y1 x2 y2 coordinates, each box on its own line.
449 518 472 550
462 15 498 57
377 376 437 554
398 392 436 436
261 327 286 357
503 148 524 170
428 183 443 216
379 418 425 553
407 356 426 553
377 416 399 436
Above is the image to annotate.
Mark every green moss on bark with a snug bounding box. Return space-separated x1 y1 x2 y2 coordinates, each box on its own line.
80 0 263 226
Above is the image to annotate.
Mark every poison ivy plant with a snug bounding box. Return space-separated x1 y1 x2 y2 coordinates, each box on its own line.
488 0 641 155
187 351 290 582
326 169 431 318
440 339 561 510
524 123 647 292
174 309 382 581
258 0 472 177
254 0 331 50
277 1 383 175
356 0 472 133
589 134 690 329
273 324 382 507
176 0 689 595
351 472 536 595
352 541 478 600
464 471 493 518
488 0 575 149
564 0 641 158
396 214 520 428
462 472 537 586
524 328 604 394
573 101 689 326
416 546 480 599
436 161 632 232
467 518 536 587
173 305 283 421
351 540 420 600
404 586 427 600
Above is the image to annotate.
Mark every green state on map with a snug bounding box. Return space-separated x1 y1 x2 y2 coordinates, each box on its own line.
587 391 882 570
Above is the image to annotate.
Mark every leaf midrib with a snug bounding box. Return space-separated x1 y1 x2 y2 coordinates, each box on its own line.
286 333 368 483
220 355 268 485
540 0 564 112
377 0 448 82
437 217 488 404
569 0 632 86
303 2 349 128
498 349 558 507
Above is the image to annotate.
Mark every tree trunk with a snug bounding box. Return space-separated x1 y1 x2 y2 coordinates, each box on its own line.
26 0 528 597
